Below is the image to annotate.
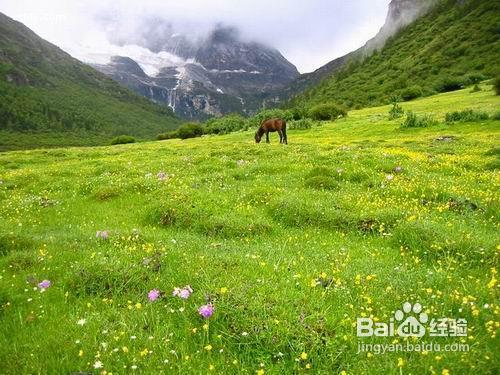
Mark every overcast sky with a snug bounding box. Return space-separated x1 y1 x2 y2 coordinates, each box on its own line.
0 0 390 73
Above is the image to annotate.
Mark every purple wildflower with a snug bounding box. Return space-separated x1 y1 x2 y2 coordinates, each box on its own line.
173 285 193 299
198 304 214 319
394 166 403 173
96 230 109 240
157 172 168 181
148 289 161 302
38 280 51 290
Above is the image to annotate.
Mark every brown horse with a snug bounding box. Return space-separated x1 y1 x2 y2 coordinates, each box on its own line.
255 118 288 144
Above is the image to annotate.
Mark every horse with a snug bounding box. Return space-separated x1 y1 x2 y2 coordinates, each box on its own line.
255 118 288 144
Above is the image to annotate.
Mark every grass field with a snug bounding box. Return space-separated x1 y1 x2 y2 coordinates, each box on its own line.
0 85 499 374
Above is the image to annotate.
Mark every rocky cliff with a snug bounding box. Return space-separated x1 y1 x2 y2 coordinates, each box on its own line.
92 25 299 119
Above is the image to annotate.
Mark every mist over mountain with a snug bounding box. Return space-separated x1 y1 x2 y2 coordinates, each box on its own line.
91 22 300 119
85 0 440 119
0 1 398 120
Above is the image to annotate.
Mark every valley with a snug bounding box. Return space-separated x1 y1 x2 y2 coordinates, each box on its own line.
0 0 499 373
0 84 499 374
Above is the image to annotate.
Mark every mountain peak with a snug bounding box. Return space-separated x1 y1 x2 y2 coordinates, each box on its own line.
91 21 299 119
209 25 240 44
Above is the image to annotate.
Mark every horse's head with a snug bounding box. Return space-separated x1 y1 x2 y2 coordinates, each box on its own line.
254 131 262 143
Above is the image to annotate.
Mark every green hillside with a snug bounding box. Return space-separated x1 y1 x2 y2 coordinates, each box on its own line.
289 0 500 110
0 84 499 373
0 12 181 151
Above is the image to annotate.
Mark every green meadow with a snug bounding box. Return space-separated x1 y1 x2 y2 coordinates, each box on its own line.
0 85 499 374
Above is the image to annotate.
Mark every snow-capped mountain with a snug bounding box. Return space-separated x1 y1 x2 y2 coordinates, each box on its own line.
90 24 299 119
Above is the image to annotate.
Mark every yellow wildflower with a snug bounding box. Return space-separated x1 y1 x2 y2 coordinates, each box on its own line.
487 268 497 289
355 275 361 285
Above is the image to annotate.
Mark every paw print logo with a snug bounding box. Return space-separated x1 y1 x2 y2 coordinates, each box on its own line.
395 302 428 337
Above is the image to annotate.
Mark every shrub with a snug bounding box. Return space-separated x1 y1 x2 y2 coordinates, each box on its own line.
176 123 204 139
465 73 486 85
470 84 481 93
493 111 500 120
435 77 464 93
400 85 422 101
157 123 204 140
308 103 348 121
157 131 178 140
445 109 489 123
110 135 135 145
400 111 438 128
388 101 404 120
289 118 315 130
247 109 295 129
290 106 309 120
204 114 247 135
494 76 500 95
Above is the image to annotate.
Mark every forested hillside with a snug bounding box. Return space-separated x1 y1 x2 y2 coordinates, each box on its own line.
0 12 181 151
288 0 500 110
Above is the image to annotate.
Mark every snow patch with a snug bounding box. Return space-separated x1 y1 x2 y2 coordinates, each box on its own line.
206 68 262 74
67 43 192 77
209 68 256 74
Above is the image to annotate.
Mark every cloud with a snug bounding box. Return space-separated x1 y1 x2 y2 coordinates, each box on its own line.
0 0 390 73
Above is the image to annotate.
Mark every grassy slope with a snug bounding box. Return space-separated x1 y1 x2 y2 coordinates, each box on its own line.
0 85 499 374
289 0 500 110
0 13 181 151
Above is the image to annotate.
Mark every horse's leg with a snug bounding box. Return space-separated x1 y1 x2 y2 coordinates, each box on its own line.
278 129 284 144
266 131 270 143
283 127 288 145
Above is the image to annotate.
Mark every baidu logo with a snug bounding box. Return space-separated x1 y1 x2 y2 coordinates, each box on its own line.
357 301 467 338
394 302 428 337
